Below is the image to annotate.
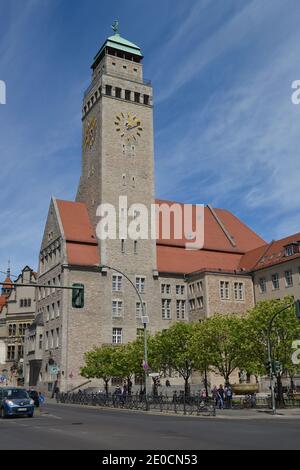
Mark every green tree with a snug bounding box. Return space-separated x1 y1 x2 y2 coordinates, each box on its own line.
81 345 119 395
240 297 300 405
113 339 145 392
150 322 199 396
192 314 246 386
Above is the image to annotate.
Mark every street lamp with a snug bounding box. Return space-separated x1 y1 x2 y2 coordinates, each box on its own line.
267 300 300 415
99 264 150 397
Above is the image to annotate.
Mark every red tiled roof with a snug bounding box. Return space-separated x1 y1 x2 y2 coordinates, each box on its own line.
157 245 243 274
155 200 266 254
239 232 300 272
56 199 100 267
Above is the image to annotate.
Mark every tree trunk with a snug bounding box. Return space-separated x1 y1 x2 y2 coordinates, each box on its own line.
105 380 109 396
204 367 209 397
184 378 190 398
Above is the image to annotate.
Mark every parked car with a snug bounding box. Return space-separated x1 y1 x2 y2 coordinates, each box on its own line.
0 388 35 418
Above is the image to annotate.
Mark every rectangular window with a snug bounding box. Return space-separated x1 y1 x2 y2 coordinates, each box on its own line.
272 274 280 290
143 94 150 105
134 92 140 103
161 284 171 295
112 275 122 292
46 306 50 322
189 299 195 310
115 87 122 98
56 301 60 318
176 285 185 296
39 334 43 350
136 277 146 293
56 328 60 348
196 281 203 292
50 330 54 349
259 278 267 293
105 85 112 96
7 346 15 361
285 270 293 287
176 300 186 319
45 332 49 351
162 299 171 320
197 297 204 309
234 283 244 301
112 300 123 318
112 328 123 345
51 303 55 320
220 281 230 300
17 345 23 360
125 90 131 101
136 302 146 318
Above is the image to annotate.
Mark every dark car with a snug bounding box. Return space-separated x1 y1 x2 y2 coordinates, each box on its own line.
0 388 35 418
28 390 40 407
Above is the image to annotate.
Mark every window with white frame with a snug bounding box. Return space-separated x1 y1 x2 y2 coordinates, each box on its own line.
196 281 203 292
220 281 230 300
112 328 123 345
112 300 123 317
176 285 185 296
234 282 244 301
56 328 60 348
176 300 186 319
112 275 122 292
285 270 293 287
272 274 280 290
197 297 204 309
136 302 146 318
189 284 195 295
50 330 54 349
259 277 267 293
162 299 171 320
136 277 145 293
161 284 171 295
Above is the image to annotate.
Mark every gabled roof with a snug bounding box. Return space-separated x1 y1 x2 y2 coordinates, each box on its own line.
56 199 100 267
155 200 265 253
239 232 300 272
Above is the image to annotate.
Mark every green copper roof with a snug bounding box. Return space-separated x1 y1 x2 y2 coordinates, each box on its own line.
94 33 143 62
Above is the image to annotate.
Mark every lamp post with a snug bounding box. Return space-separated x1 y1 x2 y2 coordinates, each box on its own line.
99 264 149 397
267 300 300 415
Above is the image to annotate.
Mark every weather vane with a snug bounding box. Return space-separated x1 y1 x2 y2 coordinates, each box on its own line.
112 20 119 35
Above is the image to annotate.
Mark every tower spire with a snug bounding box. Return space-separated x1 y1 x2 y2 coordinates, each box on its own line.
7 259 10 278
111 20 120 36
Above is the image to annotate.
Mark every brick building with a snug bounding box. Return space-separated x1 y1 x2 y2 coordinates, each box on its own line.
23 27 299 394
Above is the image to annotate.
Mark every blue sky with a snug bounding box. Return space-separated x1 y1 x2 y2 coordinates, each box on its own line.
0 0 300 276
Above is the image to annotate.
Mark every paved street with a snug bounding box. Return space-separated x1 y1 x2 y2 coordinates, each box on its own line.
0 403 300 450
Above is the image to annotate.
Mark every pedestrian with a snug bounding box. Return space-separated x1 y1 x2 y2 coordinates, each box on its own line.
225 385 233 409
212 386 218 406
38 392 45 412
217 385 224 410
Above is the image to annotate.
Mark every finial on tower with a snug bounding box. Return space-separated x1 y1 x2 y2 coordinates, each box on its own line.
112 20 120 36
7 259 10 278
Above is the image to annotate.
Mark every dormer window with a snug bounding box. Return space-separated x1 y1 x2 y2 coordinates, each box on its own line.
285 243 299 257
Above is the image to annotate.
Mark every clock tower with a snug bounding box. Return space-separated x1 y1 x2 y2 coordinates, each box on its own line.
77 23 157 289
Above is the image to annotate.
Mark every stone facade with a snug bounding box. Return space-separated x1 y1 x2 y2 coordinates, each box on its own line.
0 266 36 385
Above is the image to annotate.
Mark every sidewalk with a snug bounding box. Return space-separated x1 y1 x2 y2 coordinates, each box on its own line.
47 398 300 420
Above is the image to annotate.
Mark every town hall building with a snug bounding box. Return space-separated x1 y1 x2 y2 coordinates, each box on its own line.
23 26 300 394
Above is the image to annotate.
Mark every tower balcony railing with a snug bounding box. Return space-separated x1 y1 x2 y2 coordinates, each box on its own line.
84 68 151 98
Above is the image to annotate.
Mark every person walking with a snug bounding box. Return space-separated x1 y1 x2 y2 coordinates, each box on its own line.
38 392 45 413
225 385 233 409
217 385 225 410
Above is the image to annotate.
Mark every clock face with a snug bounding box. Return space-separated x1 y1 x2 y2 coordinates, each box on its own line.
85 117 97 150
115 112 143 143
